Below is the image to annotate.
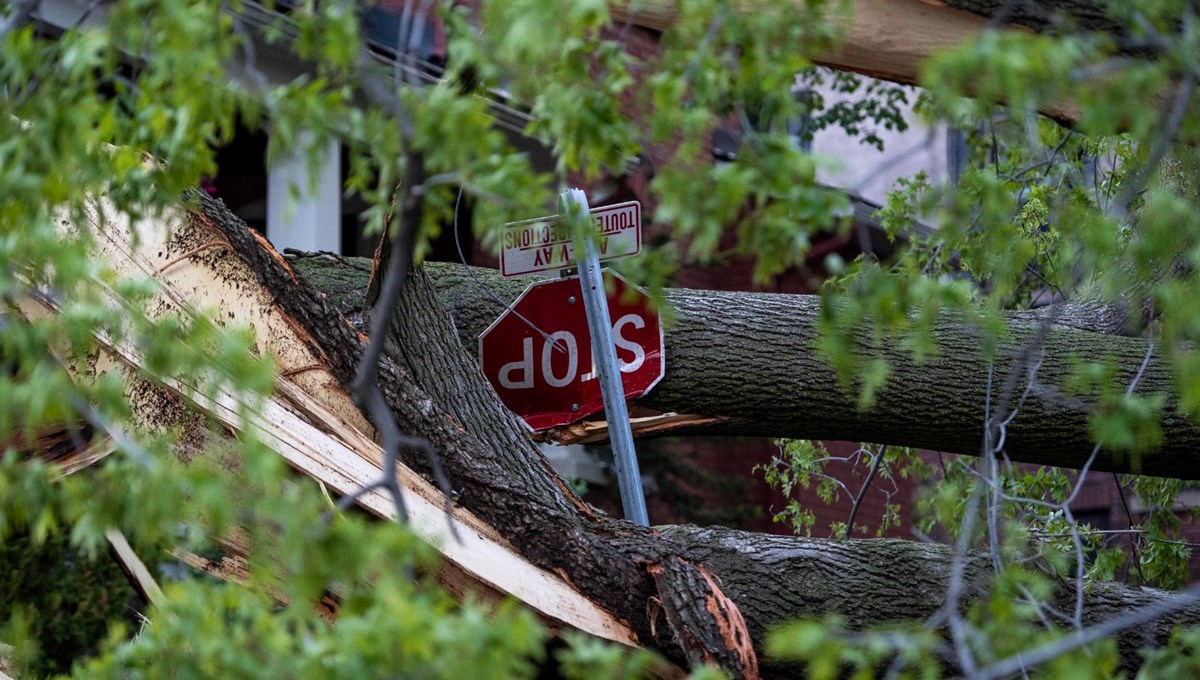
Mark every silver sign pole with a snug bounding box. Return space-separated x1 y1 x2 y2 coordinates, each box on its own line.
561 188 649 526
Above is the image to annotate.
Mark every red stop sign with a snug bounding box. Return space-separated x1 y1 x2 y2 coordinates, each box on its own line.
478 271 665 431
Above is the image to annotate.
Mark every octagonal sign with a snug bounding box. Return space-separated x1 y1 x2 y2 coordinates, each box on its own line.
478 271 665 431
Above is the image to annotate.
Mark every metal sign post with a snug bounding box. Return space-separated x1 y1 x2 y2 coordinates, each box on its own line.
561 188 649 526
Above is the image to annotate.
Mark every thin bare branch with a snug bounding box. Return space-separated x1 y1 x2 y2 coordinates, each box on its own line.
943 480 985 677
1113 473 1148 582
343 153 459 541
449 186 568 354
974 583 1200 680
67 394 156 470
846 445 887 536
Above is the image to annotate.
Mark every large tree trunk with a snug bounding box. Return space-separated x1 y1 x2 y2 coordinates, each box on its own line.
938 0 1122 36
183 194 1200 679
609 0 1129 123
293 256 1200 481
611 0 1120 40
613 0 1004 90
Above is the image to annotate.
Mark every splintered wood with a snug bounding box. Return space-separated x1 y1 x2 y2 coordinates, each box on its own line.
31 198 639 648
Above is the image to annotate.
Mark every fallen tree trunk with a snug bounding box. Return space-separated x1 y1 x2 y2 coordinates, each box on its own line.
292 256 1200 481
611 0 1012 89
163 194 1200 678
609 0 1140 123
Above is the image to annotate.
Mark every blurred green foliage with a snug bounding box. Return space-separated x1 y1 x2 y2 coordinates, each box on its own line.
0 533 137 677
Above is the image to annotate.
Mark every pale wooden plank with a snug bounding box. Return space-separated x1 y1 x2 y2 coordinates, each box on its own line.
105 528 165 607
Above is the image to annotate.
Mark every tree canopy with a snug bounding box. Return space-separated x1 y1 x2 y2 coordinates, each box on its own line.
5 0 1200 678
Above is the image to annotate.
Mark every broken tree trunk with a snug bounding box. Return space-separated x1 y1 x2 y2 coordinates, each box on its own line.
179 193 1200 677
612 0 1129 75
611 0 1011 89
291 256 1200 482
26 195 642 650
611 0 1155 125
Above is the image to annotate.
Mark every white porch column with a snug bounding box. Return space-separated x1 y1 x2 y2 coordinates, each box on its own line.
267 129 341 253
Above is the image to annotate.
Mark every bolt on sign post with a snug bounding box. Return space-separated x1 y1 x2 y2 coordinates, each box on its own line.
479 192 656 526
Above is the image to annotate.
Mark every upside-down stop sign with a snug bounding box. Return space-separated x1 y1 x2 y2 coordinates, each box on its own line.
478 271 665 431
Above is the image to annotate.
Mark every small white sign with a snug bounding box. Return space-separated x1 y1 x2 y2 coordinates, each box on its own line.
499 201 641 277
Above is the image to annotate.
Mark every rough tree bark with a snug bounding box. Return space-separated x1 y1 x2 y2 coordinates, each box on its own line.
939 0 1124 37
186 193 1200 679
294 256 1200 481
612 0 1012 93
